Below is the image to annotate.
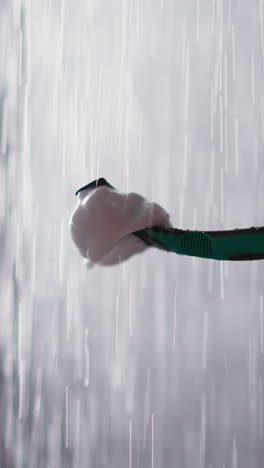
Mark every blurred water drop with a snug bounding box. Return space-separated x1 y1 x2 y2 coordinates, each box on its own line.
84 328 90 387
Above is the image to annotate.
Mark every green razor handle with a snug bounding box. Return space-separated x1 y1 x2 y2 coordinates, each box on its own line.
75 178 264 261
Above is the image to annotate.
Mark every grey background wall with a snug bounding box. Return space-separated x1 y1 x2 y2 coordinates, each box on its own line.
0 1 264 467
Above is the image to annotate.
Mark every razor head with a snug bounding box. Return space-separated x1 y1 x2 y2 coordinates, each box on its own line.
75 178 116 196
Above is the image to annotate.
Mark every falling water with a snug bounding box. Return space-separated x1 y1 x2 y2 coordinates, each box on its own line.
0 0 264 467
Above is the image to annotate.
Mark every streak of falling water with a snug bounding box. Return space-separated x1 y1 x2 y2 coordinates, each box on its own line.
84 327 90 387
232 437 238 468
143 367 150 452
200 393 206 468
260 0 264 58
196 0 200 45
129 418 132 468
231 25 236 81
